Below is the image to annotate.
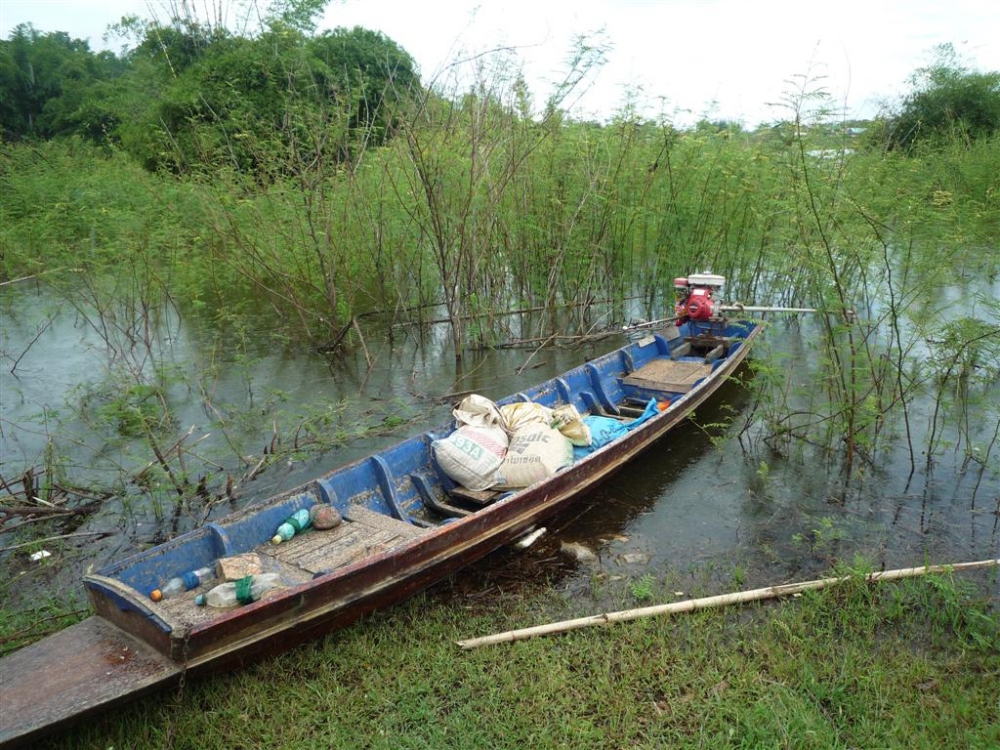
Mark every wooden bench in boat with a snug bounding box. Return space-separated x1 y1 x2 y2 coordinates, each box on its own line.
622 359 712 393
125 507 430 637
447 485 502 506
671 335 734 362
149 507 430 625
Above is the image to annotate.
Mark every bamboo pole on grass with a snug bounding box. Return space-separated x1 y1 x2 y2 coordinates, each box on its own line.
456 559 1000 649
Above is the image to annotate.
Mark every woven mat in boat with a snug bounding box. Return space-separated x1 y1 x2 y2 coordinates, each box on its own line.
622 360 712 393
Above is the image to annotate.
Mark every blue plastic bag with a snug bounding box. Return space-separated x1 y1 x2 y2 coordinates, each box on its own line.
572 400 661 460
625 398 660 430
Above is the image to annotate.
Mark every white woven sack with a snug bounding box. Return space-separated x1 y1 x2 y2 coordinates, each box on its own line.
453 394 504 429
500 402 553 433
495 424 573 489
432 423 508 491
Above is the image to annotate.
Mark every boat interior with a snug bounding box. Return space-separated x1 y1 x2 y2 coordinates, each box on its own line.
83 320 754 643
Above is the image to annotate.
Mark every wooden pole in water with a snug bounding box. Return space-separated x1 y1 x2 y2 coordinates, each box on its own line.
621 305 837 333
455 559 1000 650
621 316 681 332
719 304 820 313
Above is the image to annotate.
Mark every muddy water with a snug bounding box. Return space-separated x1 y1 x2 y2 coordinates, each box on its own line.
1 282 998 614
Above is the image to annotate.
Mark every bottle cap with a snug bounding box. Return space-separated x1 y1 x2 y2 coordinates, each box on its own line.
150 589 164 602
271 534 282 544
194 594 207 606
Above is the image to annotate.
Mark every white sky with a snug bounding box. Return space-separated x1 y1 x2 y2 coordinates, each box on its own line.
2 0 998 126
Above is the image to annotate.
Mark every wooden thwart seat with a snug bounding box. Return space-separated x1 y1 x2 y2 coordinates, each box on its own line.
343 506 428 538
670 342 692 359
622 359 712 393
703 344 726 363
448 486 503 506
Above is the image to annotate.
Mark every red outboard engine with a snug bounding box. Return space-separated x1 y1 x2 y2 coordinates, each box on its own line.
684 287 715 321
676 272 725 325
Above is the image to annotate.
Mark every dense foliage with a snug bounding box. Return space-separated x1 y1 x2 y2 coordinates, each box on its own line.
871 44 1000 152
2 3 999 496
0 15 420 176
0 24 125 141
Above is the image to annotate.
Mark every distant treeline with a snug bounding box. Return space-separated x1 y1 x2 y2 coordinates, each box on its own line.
1 9 418 177
3 2 1000 172
2 8 998 361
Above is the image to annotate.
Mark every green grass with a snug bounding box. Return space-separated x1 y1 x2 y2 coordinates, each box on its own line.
29 567 999 749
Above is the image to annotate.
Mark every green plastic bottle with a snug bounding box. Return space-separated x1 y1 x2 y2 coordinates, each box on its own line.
271 507 312 544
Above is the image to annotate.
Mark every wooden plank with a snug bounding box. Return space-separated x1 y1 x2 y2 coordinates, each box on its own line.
0 617 182 747
669 342 692 359
345 506 428 539
448 486 502 506
272 528 406 574
410 473 472 518
615 404 648 417
703 344 726 363
266 524 365 573
262 511 427 576
427 497 473 518
622 359 712 393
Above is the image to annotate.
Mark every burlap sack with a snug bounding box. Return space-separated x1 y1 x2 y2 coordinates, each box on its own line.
500 402 553 433
453 394 504 428
495 424 573 489
550 403 591 447
432 423 508 491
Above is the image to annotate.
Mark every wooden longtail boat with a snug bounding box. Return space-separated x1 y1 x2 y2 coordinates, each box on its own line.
0 317 761 747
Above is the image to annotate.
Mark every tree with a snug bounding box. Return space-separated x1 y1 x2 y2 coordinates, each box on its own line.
268 0 329 33
111 19 420 176
877 44 1000 152
307 27 420 152
0 24 118 141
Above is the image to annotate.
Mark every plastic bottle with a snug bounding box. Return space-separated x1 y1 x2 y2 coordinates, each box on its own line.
150 565 215 602
194 573 283 607
271 508 312 544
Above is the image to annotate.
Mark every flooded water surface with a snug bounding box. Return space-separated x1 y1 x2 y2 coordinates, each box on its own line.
1 280 998 613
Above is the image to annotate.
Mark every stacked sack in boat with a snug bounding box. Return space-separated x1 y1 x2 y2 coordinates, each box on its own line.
493 403 573 489
432 396 596 490
432 395 509 491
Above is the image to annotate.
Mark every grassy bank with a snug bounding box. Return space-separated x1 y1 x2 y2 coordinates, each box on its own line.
33 564 999 749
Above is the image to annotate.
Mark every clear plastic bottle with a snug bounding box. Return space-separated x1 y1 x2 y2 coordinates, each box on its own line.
150 565 215 602
270 508 312 544
194 573 282 607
